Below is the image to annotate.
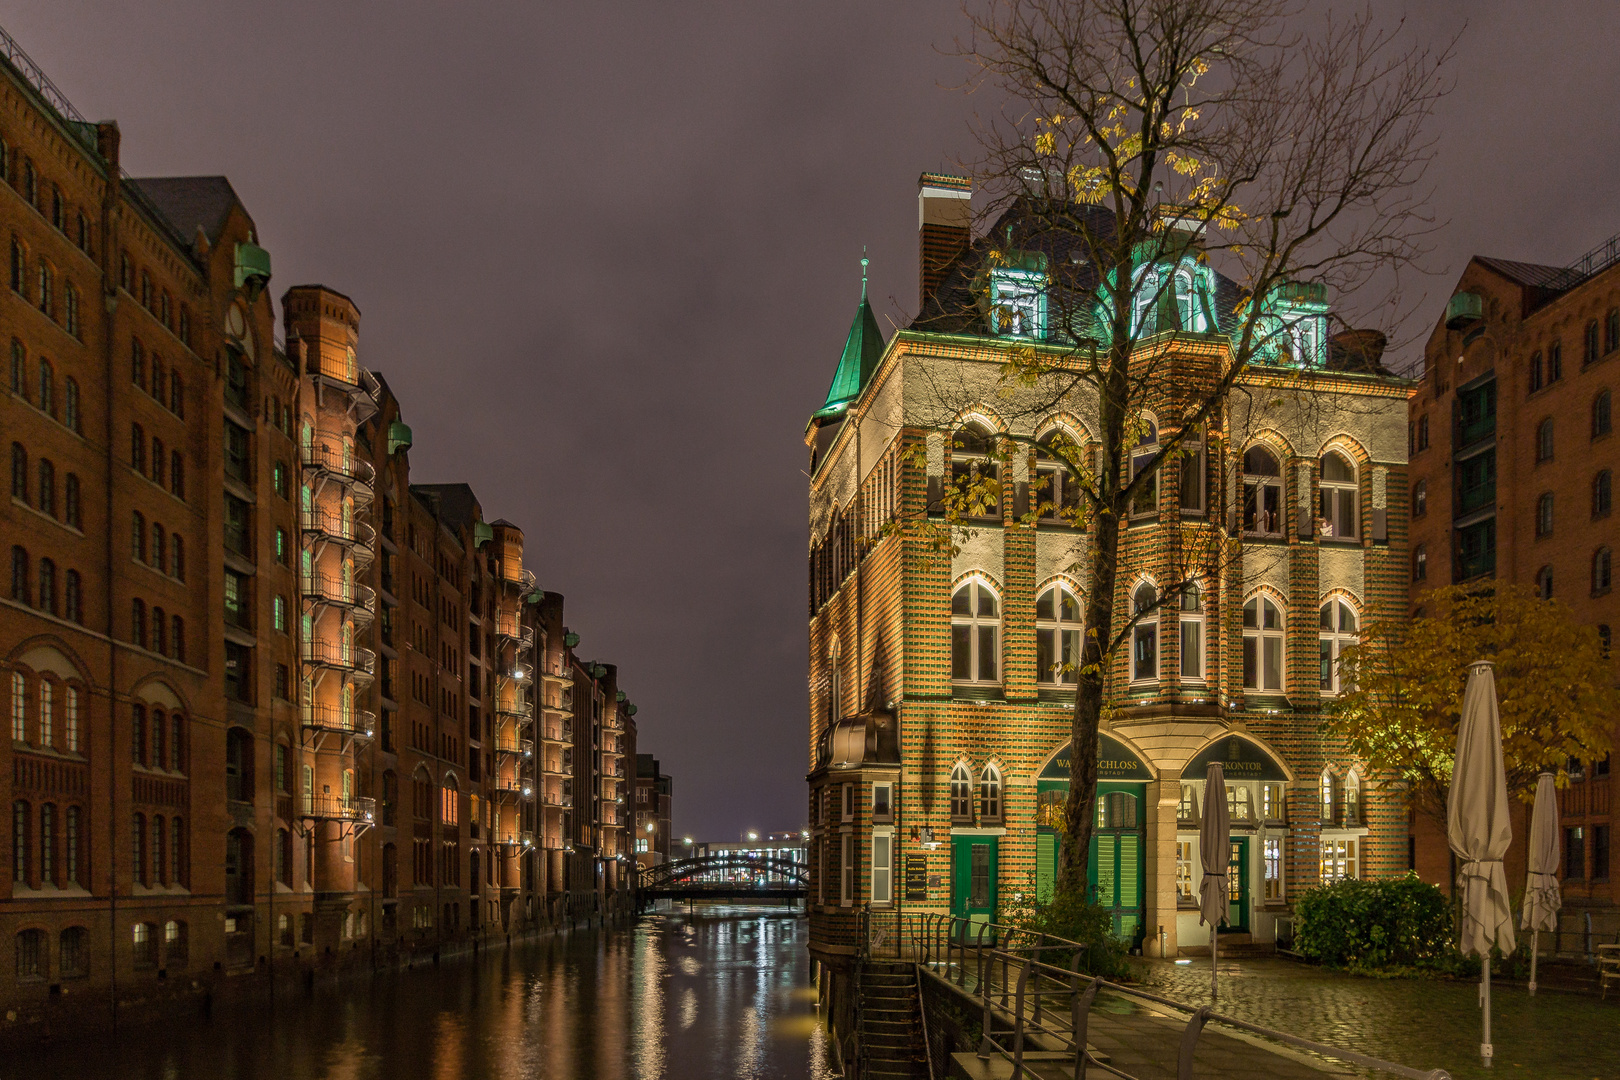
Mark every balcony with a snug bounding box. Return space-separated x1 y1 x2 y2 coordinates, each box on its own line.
301 573 377 615
500 567 537 593
302 703 376 739
541 756 569 777
541 666 572 685
494 734 534 760
493 776 534 799
301 442 376 499
302 640 376 677
496 698 534 722
497 831 535 849
301 793 376 825
300 507 376 551
501 664 533 686
541 790 572 809
540 719 571 745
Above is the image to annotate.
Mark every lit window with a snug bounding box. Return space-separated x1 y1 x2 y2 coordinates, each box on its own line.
1035 583 1082 685
1242 447 1283 535
1320 838 1358 882
1318 599 1358 693
987 267 1046 338
1263 837 1284 901
1344 769 1362 826
1318 452 1358 538
949 763 973 823
1178 582 1204 681
1175 841 1195 902
949 425 1001 519
950 579 1000 684
1131 582 1158 682
870 831 892 905
1034 430 1083 523
1243 595 1285 692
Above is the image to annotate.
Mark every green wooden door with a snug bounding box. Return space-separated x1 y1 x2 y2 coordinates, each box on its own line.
1227 837 1250 932
1087 785 1145 943
951 836 997 938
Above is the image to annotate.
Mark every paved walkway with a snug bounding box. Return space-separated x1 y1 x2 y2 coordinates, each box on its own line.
1130 955 1619 1080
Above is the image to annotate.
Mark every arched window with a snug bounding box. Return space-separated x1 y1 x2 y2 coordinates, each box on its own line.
1034 429 1083 523
1179 581 1204 680
1412 544 1427 581
225 728 252 802
1595 471 1612 519
1320 770 1335 825
36 458 53 517
1595 390 1613 439
979 764 1003 823
9 339 23 395
164 919 187 966
37 558 55 616
131 599 146 648
1035 582 1082 685
11 442 26 500
16 928 42 979
826 639 841 724
11 672 26 742
36 258 52 317
1319 451 1358 538
1537 417 1555 462
37 358 52 415
12 800 29 884
64 570 81 624
949 763 973 822
1130 419 1158 517
64 473 79 529
1536 564 1553 600
11 545 28 604
132 811 147 886
1586 320 1601 365
64 282 78 338
1243 595 1285 692
1177 426 1206 513
1344 769 1363 826
1594 547 1613 596
1242 446 1283 535
949 424 1001 518
59 926 86 978
130 422 145 473
1607 309 1620 355
950 578 1000 684
1131 581 1158 682
1549 340 1564 382
1537 492 1554 537
64 377 79 433
1319 599 1358 693
1412 478 1426 518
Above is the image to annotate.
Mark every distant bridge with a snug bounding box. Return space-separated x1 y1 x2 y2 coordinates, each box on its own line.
638 853 808 904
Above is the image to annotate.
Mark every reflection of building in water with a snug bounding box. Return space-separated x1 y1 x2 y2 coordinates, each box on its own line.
803 172 1410 1042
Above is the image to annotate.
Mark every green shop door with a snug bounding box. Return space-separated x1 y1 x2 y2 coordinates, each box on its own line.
1088 785 1145 945
1226 838 1250 932
951 836 997 940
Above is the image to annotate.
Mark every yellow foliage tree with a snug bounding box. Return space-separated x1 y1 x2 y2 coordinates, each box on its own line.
1328 584 1618 824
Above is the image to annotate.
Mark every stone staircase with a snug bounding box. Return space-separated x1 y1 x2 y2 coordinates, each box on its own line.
858 962 929 1079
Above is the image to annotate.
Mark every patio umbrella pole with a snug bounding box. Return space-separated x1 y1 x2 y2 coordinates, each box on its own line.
1211 923 1218 1001
1481 952 1492 1064
1529 929 1538 996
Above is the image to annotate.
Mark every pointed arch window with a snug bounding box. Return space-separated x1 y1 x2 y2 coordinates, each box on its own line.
1537 564 1554 600
1242 447 1283 535
1179 582 1205 681
1319 599 1358 693
1594 547 1613 596
949 763 973 823
1178 427 1205 513
1130 420 1158 517
979 764 1003 823
1034 430 1083 523
1344 769 1363 826
1243 595 1284 692
950 579 1000 685
1595 471 1612 519
1319 451 1358 539
1035 583 1081 686
827 639 842 724
1595 390 1613 439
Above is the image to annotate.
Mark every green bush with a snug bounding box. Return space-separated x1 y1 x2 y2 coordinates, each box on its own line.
1294 873 1453 969
1009 888 1131 980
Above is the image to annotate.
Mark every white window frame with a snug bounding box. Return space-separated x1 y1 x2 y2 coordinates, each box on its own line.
1242 447 1284 536
1319 836 1358 882
1319 451 1359 539
1175 839 1195 903
1318 599 1359 694
1131 582 1159 683
840 833 854 906
842 782 854 821
1034 430 1083 524
1344 769 1362 827
988 267 1047 339
950 577 1001 685
872 781 893 823
1129 422 1159 519
949 763 973 823
1263 836 1284 901
1226 783 1254 824
1178 581 1204 682
1242 594 1285 692
1261 782 1286 823
870 828 893 906
1177 427 1205 514
1035 582 1082 686
1320 769 1335 826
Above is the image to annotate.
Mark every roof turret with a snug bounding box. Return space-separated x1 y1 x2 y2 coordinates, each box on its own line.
813 253 885 420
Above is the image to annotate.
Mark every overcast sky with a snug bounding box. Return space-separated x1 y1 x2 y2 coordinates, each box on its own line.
12 1 1620 839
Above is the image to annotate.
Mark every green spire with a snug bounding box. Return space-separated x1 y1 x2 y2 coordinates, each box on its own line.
814 250 885 420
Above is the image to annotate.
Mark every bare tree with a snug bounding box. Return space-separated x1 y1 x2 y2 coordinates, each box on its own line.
914 0 1453 898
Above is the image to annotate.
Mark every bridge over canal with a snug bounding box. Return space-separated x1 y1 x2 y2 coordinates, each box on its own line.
637 853 808 905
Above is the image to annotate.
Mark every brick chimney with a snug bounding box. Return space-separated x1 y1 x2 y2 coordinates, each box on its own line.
918 173 972 311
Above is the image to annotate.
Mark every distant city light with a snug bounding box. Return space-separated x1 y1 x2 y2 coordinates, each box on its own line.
747 831 759 841
683 837 693 846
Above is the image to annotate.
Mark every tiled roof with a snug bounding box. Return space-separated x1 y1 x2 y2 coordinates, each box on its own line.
130 176 240 246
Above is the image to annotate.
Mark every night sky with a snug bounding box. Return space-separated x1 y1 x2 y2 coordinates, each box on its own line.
13 2 1619 840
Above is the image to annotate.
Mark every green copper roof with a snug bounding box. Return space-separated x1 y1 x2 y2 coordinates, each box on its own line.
814 263 886 420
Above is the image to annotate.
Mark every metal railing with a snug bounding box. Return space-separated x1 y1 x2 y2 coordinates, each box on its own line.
300 507 376 548
539 720 571 744
302 442 377 489
301 704 376 738
494 735 534 758
860 910 1452 1080
300 793 375 824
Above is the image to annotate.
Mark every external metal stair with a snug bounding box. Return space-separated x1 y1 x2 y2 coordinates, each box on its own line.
857 962 929 1080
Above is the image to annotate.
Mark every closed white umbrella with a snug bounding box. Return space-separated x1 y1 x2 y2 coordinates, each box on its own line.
1198 761 1230 1000
1447 660 1515 1066
1520 771 1561 996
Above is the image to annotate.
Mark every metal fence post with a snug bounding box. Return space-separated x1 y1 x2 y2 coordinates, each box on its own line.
1176 1005 1212 1080
1011 959 1030 1080
1069 952 1099 1080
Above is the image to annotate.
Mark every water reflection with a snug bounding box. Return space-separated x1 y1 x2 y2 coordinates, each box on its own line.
18 906 833 1080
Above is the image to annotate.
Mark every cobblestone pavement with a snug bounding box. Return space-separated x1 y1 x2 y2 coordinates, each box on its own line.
1129 956 1620 1080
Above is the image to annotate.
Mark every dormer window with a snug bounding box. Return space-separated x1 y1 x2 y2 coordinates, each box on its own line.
988 267 1046 339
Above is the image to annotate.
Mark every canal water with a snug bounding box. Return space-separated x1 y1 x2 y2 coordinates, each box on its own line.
13 906 835 1080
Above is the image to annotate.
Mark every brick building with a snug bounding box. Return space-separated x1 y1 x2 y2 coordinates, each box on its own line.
804 175 1412 1032
0 29 641 1025
634 754 673 870
1408 242 1618 906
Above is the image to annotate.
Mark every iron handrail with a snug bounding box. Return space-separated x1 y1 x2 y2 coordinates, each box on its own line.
868 910 1451 1080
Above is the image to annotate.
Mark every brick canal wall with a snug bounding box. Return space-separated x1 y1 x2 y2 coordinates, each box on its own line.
916 965 983 1080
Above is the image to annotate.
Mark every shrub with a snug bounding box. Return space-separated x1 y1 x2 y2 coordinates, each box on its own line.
1008 887 1131 980
1294 873 1453 969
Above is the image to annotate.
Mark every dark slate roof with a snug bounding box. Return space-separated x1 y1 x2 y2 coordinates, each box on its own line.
130 176 240 246
410 483 482 531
